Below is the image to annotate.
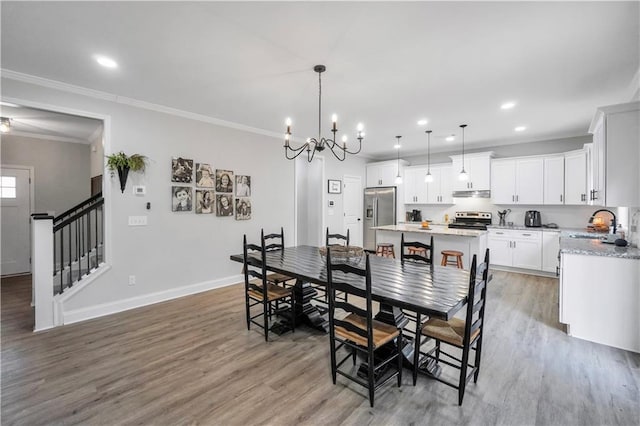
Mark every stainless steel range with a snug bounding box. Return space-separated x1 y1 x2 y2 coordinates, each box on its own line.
448 211 492 230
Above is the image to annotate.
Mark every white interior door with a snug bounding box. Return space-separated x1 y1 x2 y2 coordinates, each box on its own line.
343 175 363 247
1 167 32 275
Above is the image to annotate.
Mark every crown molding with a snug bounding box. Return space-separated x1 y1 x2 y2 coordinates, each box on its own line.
1 69 283 141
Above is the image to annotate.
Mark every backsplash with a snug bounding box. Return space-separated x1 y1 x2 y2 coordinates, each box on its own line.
629 208 640 246
403 198 615 230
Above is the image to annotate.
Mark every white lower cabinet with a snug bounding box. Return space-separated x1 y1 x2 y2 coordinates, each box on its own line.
488 229 542 270
542 231 560 274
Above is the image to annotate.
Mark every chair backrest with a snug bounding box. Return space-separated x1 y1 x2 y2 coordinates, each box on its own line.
400 233 433 265
243 234 268 299
326 248 373 346
462 248 490 346
326 228 350 247
262 227 285 251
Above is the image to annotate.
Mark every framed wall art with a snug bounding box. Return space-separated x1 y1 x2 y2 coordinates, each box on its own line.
215 169 234 193
195 190 214 214
171 157 193 183
216 194 234 217
328 179 342 194
235 175 251 197
235 197 251 220
171 186 192 212
196 163 215 188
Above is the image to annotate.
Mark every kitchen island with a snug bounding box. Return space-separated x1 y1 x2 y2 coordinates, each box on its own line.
373 224 488 269
559 236 640 353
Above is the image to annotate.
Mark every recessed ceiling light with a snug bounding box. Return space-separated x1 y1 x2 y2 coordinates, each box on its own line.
95 55 118 69
417 119 428 126
515 126 527 132
445 135 455 142
501 102 516 110
394 144 401 149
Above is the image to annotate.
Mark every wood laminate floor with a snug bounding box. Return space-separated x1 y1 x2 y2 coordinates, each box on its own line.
2 272 639 425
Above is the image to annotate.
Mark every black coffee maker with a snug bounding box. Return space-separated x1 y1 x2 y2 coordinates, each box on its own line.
406 209 422 222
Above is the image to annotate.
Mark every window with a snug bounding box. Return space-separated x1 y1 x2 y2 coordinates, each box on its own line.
1 176 16 198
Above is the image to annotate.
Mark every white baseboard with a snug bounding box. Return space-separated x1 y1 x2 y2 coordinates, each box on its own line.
62 274 243 325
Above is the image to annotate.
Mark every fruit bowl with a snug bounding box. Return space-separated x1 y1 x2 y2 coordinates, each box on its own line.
318 245 364 264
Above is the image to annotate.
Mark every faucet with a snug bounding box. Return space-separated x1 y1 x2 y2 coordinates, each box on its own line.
589 209 617 233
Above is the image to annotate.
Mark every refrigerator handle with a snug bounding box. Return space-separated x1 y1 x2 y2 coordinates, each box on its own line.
373 198 378 227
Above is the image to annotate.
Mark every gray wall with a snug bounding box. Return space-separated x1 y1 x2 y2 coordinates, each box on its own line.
1 135 91 215
3 77 295 313
89 128 104 178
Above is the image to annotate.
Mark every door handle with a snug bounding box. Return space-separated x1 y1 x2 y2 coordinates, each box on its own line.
357 218 361 221
512 195 515 202
560 194 563 202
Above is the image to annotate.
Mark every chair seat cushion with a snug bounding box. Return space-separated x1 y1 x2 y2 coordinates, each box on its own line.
266 273 296 284
248 280 293 302
335 313 399 349
421 317 479 347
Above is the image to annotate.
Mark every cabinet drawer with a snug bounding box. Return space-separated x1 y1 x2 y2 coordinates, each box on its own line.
514 231 542 241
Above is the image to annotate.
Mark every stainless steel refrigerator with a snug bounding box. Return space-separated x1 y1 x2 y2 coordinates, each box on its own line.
363 187 397 251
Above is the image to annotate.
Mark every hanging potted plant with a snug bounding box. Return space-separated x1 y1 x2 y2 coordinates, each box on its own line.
106 152 148 193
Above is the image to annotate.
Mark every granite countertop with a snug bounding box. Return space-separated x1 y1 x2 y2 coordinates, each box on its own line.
488 224 564 232
559 237 640 259
372 224 486 237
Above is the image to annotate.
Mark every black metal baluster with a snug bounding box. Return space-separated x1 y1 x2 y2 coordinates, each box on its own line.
94 208 98 265
67 223 72 289
86 211 91 272
59 228 64 291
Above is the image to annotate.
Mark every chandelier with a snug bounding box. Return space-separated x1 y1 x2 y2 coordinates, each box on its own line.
284 65 364 162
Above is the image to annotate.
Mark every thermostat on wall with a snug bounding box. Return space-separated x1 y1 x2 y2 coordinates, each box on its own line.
133 185 146 195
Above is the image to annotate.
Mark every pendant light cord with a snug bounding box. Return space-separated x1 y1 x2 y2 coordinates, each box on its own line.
318 71 322 141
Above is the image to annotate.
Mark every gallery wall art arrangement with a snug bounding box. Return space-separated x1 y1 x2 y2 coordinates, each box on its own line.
170 157 251 220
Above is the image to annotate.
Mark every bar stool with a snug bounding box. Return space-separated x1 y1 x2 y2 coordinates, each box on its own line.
441 250 464 268
408 246 428 257
376 243 396 258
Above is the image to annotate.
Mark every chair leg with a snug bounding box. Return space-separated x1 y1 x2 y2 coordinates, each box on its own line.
412 313 422 386
245 294 251 330
474 336 483 383
368 348 375 408
352 347 357 365
291 294 296 333
329 335 337 385
435 340 441 361
458 345 470 406
397 331 403 388
263 300 269 342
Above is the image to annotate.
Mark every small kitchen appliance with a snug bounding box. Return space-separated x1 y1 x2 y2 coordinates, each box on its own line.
497 209 511 226
406 209 422 222
448 212 492 230
524 210 542 227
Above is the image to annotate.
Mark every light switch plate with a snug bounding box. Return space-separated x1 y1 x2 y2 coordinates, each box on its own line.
128 216 148 226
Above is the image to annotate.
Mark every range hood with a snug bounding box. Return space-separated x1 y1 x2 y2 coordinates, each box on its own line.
452 190 491 198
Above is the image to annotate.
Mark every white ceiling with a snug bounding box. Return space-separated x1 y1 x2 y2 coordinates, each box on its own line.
1 2 638 159
0 103 102 144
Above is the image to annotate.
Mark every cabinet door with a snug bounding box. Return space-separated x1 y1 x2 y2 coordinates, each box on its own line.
512 233 542 270
516 158 544 204
544 156 565 205
590 118 605 206
487 233 512 266
366 165 380 187
379 163 400 187
404 167 427 203
450 157 467 191
438 165 453 204
491 160 516 204
468 156 491 190
564 150 587 205
542 232 560 273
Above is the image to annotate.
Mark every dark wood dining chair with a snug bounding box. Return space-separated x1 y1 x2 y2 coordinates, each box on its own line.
243 234 296 341
412 248 490 406
262 228 297 288
400 233 433 264
326 249 403 407
326 228 350 246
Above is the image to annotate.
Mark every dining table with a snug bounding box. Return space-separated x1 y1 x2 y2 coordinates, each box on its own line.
230 245 473 376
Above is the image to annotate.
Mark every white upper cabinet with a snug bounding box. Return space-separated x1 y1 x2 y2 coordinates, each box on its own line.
450 152 493 191
564 149 588 205
543 156 565 205
367 160 407 188
490 157 543 204
589 101 640 207
426 164 453 204
403 166 428 204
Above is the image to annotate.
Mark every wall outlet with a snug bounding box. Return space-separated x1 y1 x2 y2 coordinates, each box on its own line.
128 275 136 286
128 216 148 226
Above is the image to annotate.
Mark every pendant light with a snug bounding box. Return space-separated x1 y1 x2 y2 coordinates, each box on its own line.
394 136 403 184
458 124 469 181
424 130 433 182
